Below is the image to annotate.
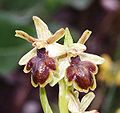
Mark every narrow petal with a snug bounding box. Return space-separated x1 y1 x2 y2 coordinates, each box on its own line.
46 43 66 58
50 58 70 86
47 28 65 44
19 48 37 65
78 30 92 44
32 16 52 40
15 30 35 43
31 75 38 88
79 92 95 112
79 53 105 64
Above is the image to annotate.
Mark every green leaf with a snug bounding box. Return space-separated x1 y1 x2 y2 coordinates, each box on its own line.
0 17 35 75
0 0 40 11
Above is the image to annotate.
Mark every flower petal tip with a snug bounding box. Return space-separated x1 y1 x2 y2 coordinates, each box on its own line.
80 53 105 65
65 27 69 30
32 16 39 20
32 16 45 26
15 30 21 37
79 92 95 112
85 29 92 34
78 29 92 44
18 60 23 66
99 57 105 64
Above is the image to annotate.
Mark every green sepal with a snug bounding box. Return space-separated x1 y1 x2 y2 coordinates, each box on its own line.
64 27 73 47
67 90 95 113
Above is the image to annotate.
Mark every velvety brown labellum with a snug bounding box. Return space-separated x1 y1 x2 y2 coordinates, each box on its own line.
66 56 96 90
26 48 56 85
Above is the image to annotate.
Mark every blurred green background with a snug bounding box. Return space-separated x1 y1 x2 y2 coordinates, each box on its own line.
0 0 120 113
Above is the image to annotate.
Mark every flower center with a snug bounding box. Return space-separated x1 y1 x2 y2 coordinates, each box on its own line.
37 48 47 58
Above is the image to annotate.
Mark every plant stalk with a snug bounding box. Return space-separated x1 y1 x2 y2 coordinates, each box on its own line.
59 79 68 113
39 87 53 113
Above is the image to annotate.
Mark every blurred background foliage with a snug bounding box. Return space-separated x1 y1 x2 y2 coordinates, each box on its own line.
0 0 120 113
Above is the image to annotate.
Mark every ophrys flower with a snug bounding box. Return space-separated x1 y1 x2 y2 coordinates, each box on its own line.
57 28 104 92
67 90 97 113
15 16 65 87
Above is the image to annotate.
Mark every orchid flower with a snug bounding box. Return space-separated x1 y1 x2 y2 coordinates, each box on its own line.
55 28 105 92
15 16 65 88
67 90 98 113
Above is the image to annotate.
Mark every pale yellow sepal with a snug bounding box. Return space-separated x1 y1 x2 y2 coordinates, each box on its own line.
67 91 95 113
67 90 81 113
19 48 37 65
68 43 86 57
32 16 52 40
79 52 105 64
79 92 95 112
64 27 73 46
46 43 66 58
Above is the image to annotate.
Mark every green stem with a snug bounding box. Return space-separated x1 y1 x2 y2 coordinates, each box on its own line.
59 79 69 113
39 87 53 113
102 85 117 113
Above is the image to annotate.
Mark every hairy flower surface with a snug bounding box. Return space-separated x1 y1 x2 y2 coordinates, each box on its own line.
15 16 65 87
58 28 104 92
66 56 97 90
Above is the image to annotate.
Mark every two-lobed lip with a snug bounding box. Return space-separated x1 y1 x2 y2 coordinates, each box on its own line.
26 48 56 85
66 56 97 90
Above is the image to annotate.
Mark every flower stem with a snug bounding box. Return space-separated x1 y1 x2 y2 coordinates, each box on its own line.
102 85 117 113
59 79 68 113
39 87 53 113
